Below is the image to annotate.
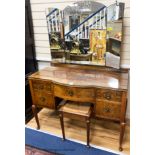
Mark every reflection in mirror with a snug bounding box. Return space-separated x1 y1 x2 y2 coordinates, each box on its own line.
45 1 125 69
63 1 106 65
105 3 124 69
46 8 66 61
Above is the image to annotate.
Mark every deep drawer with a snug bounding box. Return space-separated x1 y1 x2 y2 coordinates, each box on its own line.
95 100 121 120
33 91 54 109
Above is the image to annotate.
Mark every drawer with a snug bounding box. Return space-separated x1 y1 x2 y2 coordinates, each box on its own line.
54 84 95 102
95 100 121 120
32 80 53 93
33 91 54 109
96 89 122 102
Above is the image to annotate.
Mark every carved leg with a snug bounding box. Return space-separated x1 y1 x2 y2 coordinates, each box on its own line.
59 113 65 140
119 122 126 151
86 119 90 147
32 105 40 130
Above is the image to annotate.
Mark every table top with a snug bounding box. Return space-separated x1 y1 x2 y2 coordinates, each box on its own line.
29 66 128 90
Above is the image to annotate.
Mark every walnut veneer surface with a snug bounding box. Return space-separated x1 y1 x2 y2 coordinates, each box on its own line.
28 66 129 151
29 66 128 90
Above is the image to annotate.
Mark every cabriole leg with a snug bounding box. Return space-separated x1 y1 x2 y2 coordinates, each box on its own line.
32 105 40 130
119 122 126 151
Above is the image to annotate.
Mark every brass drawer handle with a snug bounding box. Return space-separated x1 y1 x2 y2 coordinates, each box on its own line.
46 85 51 91
39 85 44 90
104 107 111 113
103 93 111 100
40 97 46 102
67 90 74 97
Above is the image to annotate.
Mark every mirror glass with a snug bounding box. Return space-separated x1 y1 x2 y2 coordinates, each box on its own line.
46 8 66 61
46 1 124 69
106 3 124 69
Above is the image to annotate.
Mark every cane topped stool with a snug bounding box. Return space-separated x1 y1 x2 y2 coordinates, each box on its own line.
58 101 93 147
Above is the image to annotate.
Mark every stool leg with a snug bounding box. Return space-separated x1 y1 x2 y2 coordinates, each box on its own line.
59 113 65 140
32 105 40 130
86 119 90 147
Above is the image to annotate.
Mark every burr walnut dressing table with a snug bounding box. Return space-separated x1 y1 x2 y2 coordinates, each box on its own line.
28 65 128 151
29 1 128 151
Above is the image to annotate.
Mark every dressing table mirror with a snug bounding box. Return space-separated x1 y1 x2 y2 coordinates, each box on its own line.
46 1 124 69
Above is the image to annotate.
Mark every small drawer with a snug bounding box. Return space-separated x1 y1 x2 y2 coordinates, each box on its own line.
95 100 121 120
96 89 122 102
33 91 54 109
32 80 52 93
54 84 95 102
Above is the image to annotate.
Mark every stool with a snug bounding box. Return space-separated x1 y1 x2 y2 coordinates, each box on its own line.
58 101 93 147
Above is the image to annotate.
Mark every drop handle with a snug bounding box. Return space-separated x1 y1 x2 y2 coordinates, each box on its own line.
104 107 111 113
39 85 44 90
67 90 74 96
40 97 46 102
103 93 111 100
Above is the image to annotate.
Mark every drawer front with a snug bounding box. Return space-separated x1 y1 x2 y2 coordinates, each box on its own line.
32 80 52 93
30 79 54 108
54 84 95 102
96 89 122 102
95 100 121 120
33 91 54 108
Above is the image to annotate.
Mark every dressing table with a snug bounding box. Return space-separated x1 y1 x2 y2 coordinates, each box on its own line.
29 1 129 151
28 64 128 151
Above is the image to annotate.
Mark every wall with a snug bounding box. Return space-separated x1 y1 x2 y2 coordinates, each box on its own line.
30 0 130 118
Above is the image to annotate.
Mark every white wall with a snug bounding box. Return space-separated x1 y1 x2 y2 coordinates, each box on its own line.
30 0 130 118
